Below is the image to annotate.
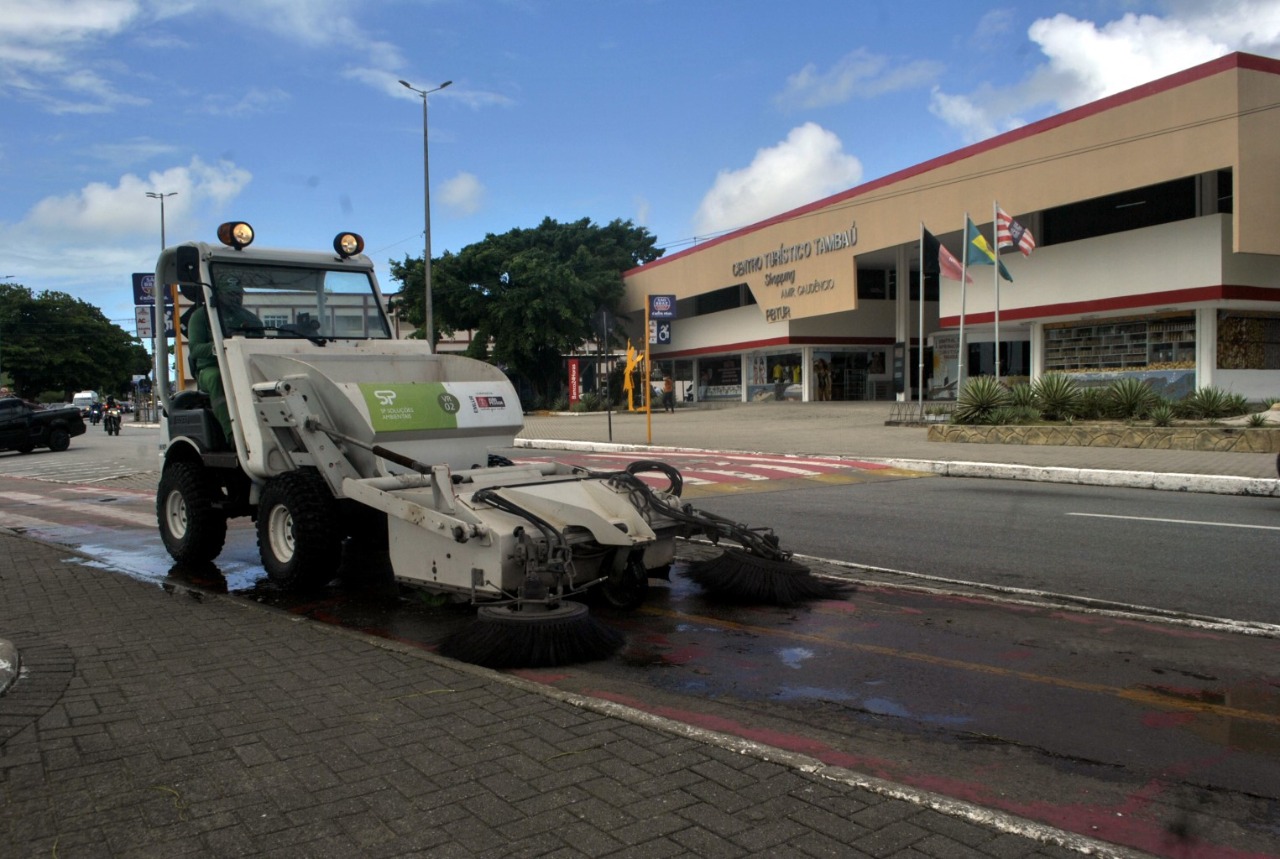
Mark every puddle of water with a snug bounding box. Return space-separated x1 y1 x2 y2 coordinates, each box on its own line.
1137 680 1280 756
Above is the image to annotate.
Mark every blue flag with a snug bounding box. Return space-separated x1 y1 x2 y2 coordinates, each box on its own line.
965 217 1012 282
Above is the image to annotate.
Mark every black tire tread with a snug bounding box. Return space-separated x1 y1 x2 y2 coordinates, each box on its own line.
256 469 342 590
157 461 228 563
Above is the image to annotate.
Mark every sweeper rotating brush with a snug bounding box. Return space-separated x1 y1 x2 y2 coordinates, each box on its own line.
438 602 624 669
584 463 851 607
685 548 848 606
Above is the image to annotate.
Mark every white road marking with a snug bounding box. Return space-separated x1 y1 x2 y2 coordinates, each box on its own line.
1067 512 1280 531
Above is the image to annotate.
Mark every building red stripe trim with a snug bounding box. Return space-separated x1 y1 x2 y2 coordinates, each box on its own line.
938 285 1280 327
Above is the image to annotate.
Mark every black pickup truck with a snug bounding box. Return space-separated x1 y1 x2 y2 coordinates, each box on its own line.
0 397 87 454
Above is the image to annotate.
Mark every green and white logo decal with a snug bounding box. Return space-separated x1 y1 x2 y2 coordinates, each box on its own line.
359 382 461 431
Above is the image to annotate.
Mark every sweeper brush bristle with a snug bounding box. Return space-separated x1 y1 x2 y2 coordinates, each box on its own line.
686 548 850 606
438 602 624 669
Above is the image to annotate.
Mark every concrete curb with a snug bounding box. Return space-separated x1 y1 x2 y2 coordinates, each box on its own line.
514 437 1280 497
871 458 1280 497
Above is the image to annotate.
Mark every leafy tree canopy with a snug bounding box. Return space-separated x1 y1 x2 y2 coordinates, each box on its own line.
0 282 152 400
389 217 662 400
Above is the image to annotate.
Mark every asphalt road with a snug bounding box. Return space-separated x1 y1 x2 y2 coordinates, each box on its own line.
687 476 1280 626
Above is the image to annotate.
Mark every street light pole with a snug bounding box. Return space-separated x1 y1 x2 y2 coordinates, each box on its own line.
399 78 451 351
145 191 178 249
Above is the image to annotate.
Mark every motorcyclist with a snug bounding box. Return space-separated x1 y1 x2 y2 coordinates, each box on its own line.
103 395 120 434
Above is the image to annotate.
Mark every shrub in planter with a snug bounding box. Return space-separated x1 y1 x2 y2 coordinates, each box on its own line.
1072 386 1107 421
954 376 1010 425
1008 383 1038 412
1105 376 1159 420
1032 373 1079 421
1180 386 1245 420
1148 402 1175 427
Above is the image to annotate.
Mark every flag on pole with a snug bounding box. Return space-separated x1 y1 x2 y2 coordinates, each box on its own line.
995 207 1036 256
922 228 971 283
965 217 1012 282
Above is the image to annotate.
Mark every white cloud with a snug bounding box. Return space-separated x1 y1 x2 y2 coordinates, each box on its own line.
777 49 943 110
930 1 1280 143
23 157 249 238
438 171 484 216
693 123 863 237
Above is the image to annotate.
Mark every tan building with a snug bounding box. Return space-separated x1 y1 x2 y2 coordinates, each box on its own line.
622 52 1280 405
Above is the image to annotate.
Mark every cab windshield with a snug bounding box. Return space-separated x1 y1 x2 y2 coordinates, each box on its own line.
208 262 392 340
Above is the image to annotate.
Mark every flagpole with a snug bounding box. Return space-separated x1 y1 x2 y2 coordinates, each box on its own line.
958 213 968 392
993 201 1001 384
918 223 925 408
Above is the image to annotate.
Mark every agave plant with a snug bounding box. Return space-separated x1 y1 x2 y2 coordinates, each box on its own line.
1105 377 1159 420
1181 386 1244 420
953 376 1010 424
1079 387 1110 421
1007 383 1038 412
1032 373 1080 421
1148 402 1175 427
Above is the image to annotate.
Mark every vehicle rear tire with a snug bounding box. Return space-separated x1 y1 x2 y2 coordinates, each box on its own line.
257 470 342 590
47 428 71 452
157 461 228 563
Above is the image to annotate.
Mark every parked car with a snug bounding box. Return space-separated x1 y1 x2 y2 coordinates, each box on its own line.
0 397 87 453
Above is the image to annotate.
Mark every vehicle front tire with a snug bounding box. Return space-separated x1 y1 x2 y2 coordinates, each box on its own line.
157 461 228 563
47 428 71 452
257 470 342 590
597 553 650 611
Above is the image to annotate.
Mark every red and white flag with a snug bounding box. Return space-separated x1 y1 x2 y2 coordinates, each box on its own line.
996 207 1036 257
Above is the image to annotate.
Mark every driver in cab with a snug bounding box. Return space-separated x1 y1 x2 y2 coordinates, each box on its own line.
187 274 262 444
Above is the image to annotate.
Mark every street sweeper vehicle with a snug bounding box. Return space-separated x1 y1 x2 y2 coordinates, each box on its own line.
151 223 840 668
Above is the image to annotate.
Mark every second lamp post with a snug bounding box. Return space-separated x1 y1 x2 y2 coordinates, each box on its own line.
399 78 451 351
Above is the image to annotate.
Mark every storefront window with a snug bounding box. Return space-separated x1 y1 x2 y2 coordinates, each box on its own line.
702 354 742 401
1044 316 1195 371
746 353 801 401
1218 311 1280 369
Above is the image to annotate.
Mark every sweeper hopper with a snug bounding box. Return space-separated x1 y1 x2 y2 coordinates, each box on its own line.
152 224 841 669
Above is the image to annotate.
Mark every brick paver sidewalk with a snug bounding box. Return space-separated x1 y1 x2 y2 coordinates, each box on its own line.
0 531 1138 858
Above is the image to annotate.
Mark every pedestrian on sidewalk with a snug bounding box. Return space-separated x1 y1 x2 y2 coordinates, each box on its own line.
661 375 675 412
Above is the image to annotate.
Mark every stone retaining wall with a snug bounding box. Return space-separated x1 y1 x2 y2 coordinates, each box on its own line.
926 424 1280 453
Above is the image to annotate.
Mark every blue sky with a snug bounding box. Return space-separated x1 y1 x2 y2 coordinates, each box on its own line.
3 0 1280 335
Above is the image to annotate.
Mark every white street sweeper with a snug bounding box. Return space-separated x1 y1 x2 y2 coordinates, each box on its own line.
151 223 838 668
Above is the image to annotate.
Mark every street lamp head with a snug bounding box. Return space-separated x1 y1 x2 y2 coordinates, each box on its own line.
400 79 453 96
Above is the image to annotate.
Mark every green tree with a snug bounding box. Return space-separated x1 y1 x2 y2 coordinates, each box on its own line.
390 217 662 402
0 282 151 400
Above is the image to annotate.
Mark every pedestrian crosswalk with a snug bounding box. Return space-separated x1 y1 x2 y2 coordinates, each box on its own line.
516 450 929 497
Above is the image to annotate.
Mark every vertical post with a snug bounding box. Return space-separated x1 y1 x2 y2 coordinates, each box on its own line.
958 213 969 393
645 294 652 445
399 79 452 352
918 223 924 409
993 200 1001 384
420 93 433 351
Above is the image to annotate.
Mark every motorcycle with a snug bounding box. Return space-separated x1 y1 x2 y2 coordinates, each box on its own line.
88 403 102 425
103 405 121 436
